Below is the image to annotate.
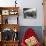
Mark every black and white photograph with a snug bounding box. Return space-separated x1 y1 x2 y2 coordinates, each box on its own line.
23 8 37 19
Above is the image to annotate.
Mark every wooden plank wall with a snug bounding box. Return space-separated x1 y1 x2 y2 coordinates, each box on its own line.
43 0 46 46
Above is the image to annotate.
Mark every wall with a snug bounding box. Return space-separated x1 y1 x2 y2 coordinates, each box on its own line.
0 0 44 44
0 0 44 26
17 0 44 26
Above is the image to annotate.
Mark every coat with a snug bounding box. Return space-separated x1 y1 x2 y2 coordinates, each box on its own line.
21 28 41 46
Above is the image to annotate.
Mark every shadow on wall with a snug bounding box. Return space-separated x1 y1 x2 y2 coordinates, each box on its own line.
18 26 43 44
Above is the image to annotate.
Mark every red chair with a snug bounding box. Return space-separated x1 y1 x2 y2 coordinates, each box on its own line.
21 28 41 46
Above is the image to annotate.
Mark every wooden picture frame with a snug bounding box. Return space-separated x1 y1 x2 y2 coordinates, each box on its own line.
0 32 1 41
0 15 1 24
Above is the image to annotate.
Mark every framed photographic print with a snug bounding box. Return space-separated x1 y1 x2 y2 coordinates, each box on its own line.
1 28 13 41
8 16 18 24
9 10 18 15
2 16 18 24
2 10 9 15
2 16 8 24
9 10 15 15
23 8 37 19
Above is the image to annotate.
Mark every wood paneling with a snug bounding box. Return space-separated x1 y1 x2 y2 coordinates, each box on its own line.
43 0 46 44
0 24 19 32
0 7 19 46
43 0 46 26
2 41 19 46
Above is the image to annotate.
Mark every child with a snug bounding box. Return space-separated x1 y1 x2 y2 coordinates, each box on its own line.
21 28 41 46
